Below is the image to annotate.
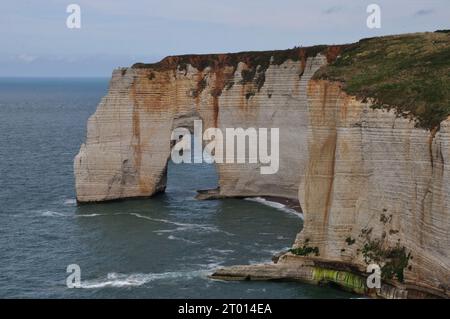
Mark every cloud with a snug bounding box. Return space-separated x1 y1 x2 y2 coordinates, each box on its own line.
323 6 343 14
2 0 450 76
17 54 37 63
414 9 434 17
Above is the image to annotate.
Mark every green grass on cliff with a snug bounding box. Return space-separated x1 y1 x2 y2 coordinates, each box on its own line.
314 31 450 129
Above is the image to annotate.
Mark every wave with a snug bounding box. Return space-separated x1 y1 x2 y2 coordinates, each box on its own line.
79 270 209 289
206 248 235 255
39 210 67 217
129 213 201 228
245 197 303 219
76 213 107 218
63 198 77 206
129 213 232 235
263 247 291 255
167 235 199 244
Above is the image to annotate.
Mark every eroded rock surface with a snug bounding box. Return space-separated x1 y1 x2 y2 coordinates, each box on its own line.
74 41 449 298
296 80 449 298
75 50 329 202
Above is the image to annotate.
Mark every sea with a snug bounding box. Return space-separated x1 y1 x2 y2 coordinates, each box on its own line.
0 77 354 298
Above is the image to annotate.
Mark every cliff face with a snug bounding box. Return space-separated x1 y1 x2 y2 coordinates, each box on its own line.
74 48 334 202
296 79 449 297
74 34 449 298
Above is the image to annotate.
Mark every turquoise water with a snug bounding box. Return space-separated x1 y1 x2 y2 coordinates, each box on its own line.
0 78 354 298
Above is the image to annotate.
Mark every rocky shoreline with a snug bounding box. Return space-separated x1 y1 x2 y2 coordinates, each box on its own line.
196 188 302 213
210 254 446 299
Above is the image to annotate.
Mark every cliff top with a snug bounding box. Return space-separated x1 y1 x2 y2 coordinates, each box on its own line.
132 31 449 129
132 45 345 72
131 44 346 99
315 31 450 129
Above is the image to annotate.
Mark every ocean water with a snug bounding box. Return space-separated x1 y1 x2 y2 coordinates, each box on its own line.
0 78 354 298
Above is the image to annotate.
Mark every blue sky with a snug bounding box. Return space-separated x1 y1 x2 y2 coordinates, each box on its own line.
1 0 449 76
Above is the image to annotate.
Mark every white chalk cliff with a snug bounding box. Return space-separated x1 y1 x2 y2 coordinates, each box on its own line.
74 36 449 298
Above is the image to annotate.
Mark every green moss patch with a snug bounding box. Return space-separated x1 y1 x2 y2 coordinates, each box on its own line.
312 267 366 294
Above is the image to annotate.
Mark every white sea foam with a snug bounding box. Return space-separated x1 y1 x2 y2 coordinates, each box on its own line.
129 213 232 235
167 235 198 244
245 197 304 219
63 198 77 206
129 213 201 228
40 210 67 217
76 213 106 218
79 270 209 289
206 248 235 255
264 247 291 255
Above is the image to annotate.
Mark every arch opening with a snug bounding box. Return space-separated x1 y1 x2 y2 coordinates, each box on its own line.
166 132 219 198
165 111 220 199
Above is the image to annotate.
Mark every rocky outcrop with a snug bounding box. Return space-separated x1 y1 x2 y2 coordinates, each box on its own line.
213 80 450 298
74 34 449 298
212 254 410 298
294 80 450 298
212 81 450 298
74 47 334 202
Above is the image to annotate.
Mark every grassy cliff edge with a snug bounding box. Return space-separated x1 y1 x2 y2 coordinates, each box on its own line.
314 31 450 129
132 31 449 129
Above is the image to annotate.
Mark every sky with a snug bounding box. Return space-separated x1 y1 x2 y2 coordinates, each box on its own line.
0 0 449 77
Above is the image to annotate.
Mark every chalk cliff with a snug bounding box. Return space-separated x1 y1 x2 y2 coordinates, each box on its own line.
291 79 450 298
75 32 449 298
74 46 337 201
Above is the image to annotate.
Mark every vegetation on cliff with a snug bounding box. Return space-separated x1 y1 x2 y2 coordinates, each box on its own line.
132 45 345 97
359 226 412 283
290 238 320 256
312 267 366 294
314 31 450 129
131 45 336 72
133 31 450 129
361 239 412 283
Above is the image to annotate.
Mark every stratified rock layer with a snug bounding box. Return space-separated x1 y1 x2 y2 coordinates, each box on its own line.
296 80 449 297
75 43 449 298
75 53 327 202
